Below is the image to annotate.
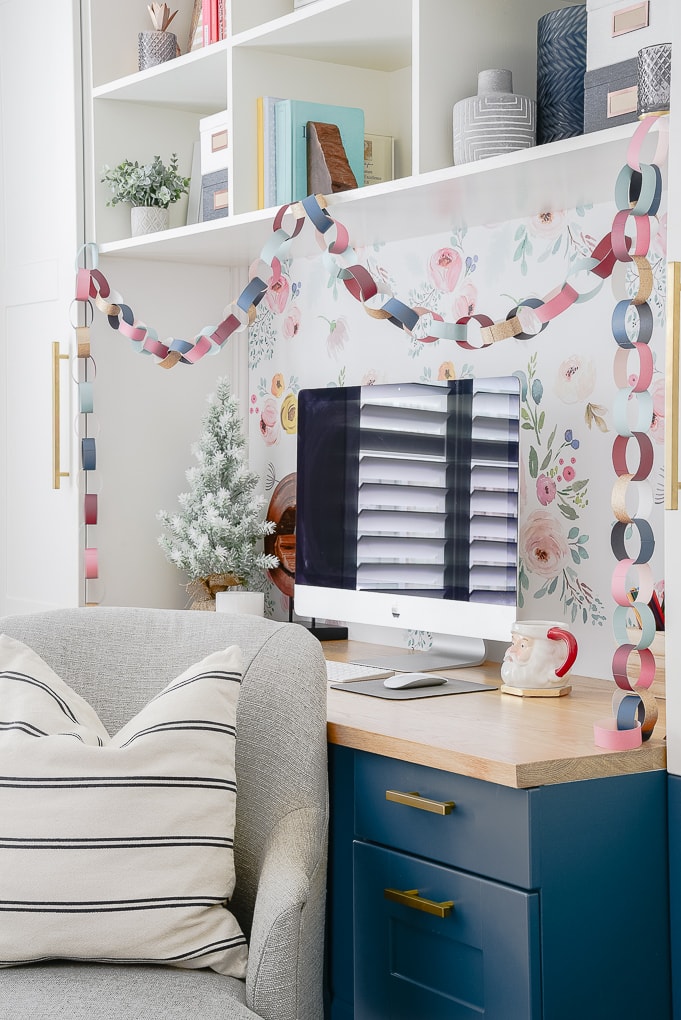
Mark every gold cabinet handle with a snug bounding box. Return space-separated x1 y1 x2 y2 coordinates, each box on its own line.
385 789 455 815
52 342 70 490
666 262 681 510
384 887 454 918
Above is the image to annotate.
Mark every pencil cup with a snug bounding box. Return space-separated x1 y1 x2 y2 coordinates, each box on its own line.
138 30 177 71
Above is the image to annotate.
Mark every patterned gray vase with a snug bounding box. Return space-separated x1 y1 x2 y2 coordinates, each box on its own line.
138 31 177 71
453 69 536 165
536 4 587 144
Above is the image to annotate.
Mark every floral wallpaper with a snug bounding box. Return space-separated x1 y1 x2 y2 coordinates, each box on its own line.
247 196 666 681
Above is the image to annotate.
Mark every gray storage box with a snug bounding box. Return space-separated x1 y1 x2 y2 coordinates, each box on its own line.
201 168 229 221
584 56 638 132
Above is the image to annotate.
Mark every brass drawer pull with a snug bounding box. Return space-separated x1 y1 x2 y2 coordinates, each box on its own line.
384 887 454 918
385 789 455 815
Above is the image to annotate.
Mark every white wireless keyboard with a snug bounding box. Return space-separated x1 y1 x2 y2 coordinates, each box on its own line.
325 660 394 684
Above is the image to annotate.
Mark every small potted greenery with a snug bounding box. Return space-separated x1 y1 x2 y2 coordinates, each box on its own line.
101 153 190 236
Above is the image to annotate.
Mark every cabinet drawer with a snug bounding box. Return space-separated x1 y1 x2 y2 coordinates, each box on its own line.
354 840 540 1020
354 751 534 887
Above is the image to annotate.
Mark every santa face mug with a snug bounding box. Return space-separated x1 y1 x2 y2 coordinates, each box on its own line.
500 620 578 694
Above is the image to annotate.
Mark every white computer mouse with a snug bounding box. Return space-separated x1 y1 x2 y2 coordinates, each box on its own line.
383 672 448 690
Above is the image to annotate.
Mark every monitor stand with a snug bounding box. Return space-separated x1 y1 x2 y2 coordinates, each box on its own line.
289 600 348 641
307 621 349 641
349 637 487 673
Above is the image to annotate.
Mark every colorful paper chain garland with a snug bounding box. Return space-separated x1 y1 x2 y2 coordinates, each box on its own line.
67 321 99 603
73 118 664 368
593 114 668 750
73 117 667 746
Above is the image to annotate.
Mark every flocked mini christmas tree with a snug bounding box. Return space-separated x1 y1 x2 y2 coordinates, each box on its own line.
157 377 277 607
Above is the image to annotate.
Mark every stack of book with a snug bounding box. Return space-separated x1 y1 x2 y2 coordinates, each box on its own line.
257 96 394 209
187 0 226 52
256 96 282 210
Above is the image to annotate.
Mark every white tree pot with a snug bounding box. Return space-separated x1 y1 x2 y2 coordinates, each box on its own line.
215 591 265 617
130 206 169 237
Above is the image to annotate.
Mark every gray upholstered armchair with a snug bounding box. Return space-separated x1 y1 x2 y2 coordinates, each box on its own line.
0 608 329 1020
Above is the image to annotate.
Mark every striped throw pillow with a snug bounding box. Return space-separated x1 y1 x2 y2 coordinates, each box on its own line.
0 633 248 976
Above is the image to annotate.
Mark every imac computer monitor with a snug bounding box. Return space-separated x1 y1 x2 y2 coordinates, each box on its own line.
294 377 520 670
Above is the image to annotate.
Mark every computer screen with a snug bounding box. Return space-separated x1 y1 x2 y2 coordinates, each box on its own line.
294 377 520 669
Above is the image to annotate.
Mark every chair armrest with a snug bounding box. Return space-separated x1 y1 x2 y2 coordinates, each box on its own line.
245 805 328 1020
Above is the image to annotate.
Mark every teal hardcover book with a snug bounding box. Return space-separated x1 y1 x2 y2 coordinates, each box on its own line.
275 99 364 204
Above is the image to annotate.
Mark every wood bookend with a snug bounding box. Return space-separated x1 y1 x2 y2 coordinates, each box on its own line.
307 121 358 194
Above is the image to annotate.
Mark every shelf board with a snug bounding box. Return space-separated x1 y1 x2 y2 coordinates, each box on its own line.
92 41 229 113
233 0 412 72
98 208 278 266
97 125 640 268
332 124 638 247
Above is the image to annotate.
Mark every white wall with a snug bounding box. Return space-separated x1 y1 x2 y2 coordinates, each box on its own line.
91 257 248 609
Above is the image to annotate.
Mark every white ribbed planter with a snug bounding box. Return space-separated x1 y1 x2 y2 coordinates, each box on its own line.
130 205 169 237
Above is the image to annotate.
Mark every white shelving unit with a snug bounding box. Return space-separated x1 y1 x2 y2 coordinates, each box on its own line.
74 0 652 614
83 0 601 266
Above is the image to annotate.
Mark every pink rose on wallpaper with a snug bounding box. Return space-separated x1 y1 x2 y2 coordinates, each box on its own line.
554 355 595 404
521 510 569 578
265 272 290 314
438 361 456 381
283 305 301 339
454 281 477 318
320 316 349 359
536 474 556 506
428 247 462 292
259 397 280 446
362 369 378 385
650 376 665 444
529 209 567 239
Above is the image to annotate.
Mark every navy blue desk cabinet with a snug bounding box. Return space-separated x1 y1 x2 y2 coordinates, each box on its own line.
668 774 681 1018
325 649 670 1020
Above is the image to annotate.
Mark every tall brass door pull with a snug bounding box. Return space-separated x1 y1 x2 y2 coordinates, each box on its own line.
52 341 70 490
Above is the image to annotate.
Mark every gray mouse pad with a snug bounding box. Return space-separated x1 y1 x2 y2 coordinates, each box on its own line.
330 677 499 699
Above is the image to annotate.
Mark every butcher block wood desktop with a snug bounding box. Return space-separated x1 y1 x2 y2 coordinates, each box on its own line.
323 640 670 1020
324 640 667 789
